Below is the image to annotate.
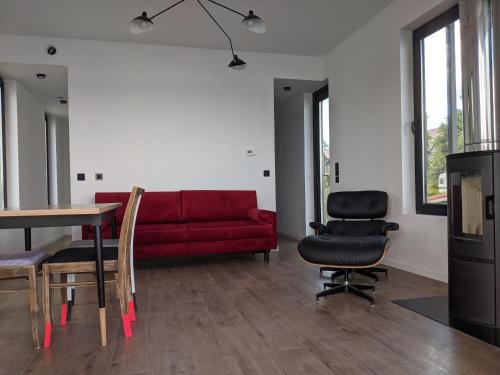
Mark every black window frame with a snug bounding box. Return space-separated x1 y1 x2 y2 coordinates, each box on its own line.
313 85 329 222
0 77 6 208
413 5 459 216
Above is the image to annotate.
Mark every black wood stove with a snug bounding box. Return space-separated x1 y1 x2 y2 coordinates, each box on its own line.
447 0 500 346
448 151 500 345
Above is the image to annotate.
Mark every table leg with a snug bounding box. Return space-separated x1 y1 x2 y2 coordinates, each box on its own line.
24 228 32 251
94 225 107 346
111 215 117 239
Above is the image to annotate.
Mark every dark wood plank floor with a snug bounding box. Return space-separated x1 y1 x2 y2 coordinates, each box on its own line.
2 236 500 375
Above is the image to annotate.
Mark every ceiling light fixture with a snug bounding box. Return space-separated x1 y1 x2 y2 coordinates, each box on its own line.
129 0 266 70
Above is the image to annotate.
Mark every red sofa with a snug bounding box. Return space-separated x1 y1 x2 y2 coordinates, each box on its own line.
82 190 277 261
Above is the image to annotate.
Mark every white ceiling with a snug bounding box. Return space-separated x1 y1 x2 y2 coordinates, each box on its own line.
0 0 393 56
0 63 69 119
274 78 327 106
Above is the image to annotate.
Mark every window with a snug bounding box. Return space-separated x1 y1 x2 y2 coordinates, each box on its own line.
0 77 6 207
413 5 462 215
313 85 330 222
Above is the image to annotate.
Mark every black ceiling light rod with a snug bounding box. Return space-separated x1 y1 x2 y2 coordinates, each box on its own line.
150 0 187 20
196 0 247 70
205 0 246 17
196 0 235 56
129 0 265 70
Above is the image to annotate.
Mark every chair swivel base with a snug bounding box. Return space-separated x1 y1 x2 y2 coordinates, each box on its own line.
320 266 388 282
316 271 376 305
356 267 388 282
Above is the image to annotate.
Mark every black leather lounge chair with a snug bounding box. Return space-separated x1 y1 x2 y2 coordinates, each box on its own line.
298 191 399 305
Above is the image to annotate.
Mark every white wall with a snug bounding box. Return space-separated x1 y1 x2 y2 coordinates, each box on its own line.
303 93 315 233
1 80 66 253
324 0 456 282
275 93 314 239
47 114 71 205
16 82 48 207
0 34 325 239
55 117 71 205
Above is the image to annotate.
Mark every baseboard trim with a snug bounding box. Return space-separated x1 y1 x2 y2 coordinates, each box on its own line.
382 258 448 283
278 232 303 241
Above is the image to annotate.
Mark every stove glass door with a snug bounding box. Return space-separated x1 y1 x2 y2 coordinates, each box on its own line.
448 154 494 260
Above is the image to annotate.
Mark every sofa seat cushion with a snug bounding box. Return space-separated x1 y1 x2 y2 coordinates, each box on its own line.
133 224 187 244
185 220 273 242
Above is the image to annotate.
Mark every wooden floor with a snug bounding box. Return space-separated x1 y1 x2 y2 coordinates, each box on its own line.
2 237 500 375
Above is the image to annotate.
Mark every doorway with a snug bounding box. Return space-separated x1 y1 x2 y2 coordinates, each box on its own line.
274 78 328 239
313 85 330 223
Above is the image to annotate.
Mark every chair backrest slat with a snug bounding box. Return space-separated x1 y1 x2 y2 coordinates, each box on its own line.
117 186 145 281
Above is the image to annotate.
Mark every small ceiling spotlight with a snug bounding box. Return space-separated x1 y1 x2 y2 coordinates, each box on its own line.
46 46 57 55
36 73 46 79
283 86 292 92
60 99 67 104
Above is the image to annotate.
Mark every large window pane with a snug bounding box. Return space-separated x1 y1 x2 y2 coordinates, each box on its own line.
422 27 449 204
414 5 462 215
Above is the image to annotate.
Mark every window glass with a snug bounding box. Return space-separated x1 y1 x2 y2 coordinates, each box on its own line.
414 6 462 215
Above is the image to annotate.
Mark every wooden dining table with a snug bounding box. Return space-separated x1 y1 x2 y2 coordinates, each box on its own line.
0 203 121 346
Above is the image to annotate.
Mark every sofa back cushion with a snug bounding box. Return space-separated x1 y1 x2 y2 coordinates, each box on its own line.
95 191 182 224
181 190 257 222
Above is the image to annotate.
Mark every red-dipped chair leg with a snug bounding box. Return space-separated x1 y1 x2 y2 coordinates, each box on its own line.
128 300 136 322
121 314 133 338
43 322 52 348
60 304 68 326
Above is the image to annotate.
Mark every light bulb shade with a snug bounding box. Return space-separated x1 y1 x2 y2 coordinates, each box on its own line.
241 11 266 34
129 11 154 34
228 55 247 70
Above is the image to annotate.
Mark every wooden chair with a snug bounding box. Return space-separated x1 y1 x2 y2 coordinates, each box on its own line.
42 186 144 348
0 249 49 349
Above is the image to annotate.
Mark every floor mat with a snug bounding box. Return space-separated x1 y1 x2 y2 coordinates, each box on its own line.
392 295 449 326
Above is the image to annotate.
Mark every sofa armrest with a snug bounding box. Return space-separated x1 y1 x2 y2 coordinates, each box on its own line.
309 221 328 235
383 222 399 233
248 208 276 224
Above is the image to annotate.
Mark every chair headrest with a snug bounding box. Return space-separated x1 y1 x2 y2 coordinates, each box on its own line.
328 191 388 219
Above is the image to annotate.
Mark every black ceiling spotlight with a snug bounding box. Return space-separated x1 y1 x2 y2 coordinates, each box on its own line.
46 46 57 55
36 73 46 79
129 0 266 70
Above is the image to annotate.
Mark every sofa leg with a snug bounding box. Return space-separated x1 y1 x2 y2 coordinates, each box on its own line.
264 250 270 263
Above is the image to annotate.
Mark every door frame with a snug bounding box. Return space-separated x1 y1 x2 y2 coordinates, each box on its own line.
312 85 329 222
0 77 6 207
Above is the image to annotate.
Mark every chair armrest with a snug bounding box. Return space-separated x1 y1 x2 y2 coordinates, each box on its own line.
309 221 328 235
383 222 399 233
248 208 276 224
